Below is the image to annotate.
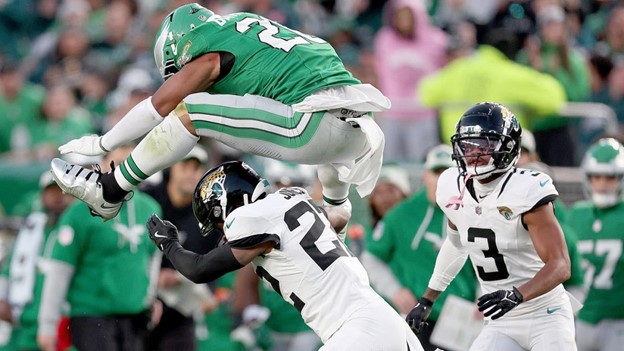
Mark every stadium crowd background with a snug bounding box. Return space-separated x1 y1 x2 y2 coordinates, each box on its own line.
0 0 623 350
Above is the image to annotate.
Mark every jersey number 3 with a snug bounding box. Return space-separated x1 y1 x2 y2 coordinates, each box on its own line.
468 227 510 281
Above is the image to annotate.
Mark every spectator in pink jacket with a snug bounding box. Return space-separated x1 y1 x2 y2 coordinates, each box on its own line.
374 0 448 162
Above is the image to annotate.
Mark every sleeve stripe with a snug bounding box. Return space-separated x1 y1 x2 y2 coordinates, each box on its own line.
229 233 281 250
521 194 558 230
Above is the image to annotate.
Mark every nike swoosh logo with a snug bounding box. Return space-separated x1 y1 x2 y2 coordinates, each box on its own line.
539 179 550 187
546 307 561 314
226 218 235 229
153 231 167 238
100 203 119 209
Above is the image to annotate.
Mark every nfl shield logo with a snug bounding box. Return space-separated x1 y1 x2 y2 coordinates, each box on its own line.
475 206 482 215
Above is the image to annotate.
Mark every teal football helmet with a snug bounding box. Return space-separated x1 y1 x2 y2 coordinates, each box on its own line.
582 137 624 208
153 3 214 79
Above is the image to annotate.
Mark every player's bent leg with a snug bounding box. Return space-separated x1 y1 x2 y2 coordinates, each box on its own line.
51 113 199 220
184 93 370 164
112 114 198 192
469 328 525 351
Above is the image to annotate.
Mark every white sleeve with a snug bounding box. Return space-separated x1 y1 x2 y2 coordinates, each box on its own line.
100 96 165 151
38 259 74 336
428 226 469 292
360 251 402 298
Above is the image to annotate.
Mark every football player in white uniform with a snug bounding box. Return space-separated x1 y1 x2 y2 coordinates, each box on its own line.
146 161 423 351
406 103 577 350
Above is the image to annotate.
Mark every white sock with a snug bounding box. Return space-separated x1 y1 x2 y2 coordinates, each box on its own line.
114 114 199 191
317 164 350 204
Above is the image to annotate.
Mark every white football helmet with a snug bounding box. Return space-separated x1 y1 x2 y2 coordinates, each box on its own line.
581 137 624 208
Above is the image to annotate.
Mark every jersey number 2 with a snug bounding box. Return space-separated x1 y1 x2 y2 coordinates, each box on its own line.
285 201 350 270
236 17 326 52
468 228 510 281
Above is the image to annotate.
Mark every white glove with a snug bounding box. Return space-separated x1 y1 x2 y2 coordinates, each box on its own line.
58 135 108 156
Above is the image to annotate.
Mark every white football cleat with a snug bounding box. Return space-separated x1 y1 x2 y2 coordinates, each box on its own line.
50 158 126 220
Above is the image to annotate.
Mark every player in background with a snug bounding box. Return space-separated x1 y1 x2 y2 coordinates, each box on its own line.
406 102 576 350
50 3 389 228
146 161 423 351
567 137 624 351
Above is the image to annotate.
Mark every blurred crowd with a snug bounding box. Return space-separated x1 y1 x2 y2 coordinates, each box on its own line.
1 0 624 168
1 0 624 350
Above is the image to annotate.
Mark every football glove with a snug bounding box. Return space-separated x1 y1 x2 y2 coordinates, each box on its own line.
477 286 523 320
58 135 108 156
146 214 179 251
406 297 433 335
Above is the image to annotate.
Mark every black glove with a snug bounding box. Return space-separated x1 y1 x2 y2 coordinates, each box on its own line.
477 286 523 320
406 297 433 335
146 214 179 251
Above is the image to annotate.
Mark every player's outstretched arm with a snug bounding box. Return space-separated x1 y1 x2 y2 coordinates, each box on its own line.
58 53 221 156
517 202 571 301
147 214 273 283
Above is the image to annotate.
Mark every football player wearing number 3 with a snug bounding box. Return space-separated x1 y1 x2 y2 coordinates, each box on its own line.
147 161 423 350
406 103 577 350
50 3 389 229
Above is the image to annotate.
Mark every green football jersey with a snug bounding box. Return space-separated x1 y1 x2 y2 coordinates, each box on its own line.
568 200 624 324
173 12 360 104
50 192 161 317
366 190 477 320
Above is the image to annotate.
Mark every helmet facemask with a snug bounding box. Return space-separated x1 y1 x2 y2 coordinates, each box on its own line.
451 102 521 180
153 3 214 80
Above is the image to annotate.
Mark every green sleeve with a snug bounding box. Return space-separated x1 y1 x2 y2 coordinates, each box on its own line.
366 219 396 262
1 247 13 278
50 202 92 266
560 223 584 287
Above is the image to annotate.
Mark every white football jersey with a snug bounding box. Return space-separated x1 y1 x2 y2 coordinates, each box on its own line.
224 187 382 342
436 167 559 296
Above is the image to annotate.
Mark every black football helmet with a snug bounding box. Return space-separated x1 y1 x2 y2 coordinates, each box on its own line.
450 102 522 179
192 161 270 242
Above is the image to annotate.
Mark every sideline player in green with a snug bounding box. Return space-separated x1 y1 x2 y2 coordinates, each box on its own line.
0 172 74 351
568 137 624 351
37 145 162 351
50 3 389 227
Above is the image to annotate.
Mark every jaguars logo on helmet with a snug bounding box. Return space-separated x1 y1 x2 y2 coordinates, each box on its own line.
192 161 270 247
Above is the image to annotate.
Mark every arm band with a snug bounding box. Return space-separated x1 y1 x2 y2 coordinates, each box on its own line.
164 242 243 284
100 96 165 150
428 225 469 292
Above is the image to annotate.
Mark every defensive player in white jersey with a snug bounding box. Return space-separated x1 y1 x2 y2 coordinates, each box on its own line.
146 161 423 351
406 103 576 350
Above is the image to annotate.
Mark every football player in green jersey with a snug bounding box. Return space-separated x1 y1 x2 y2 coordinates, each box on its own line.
568 138 624 351
50 3 390 226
